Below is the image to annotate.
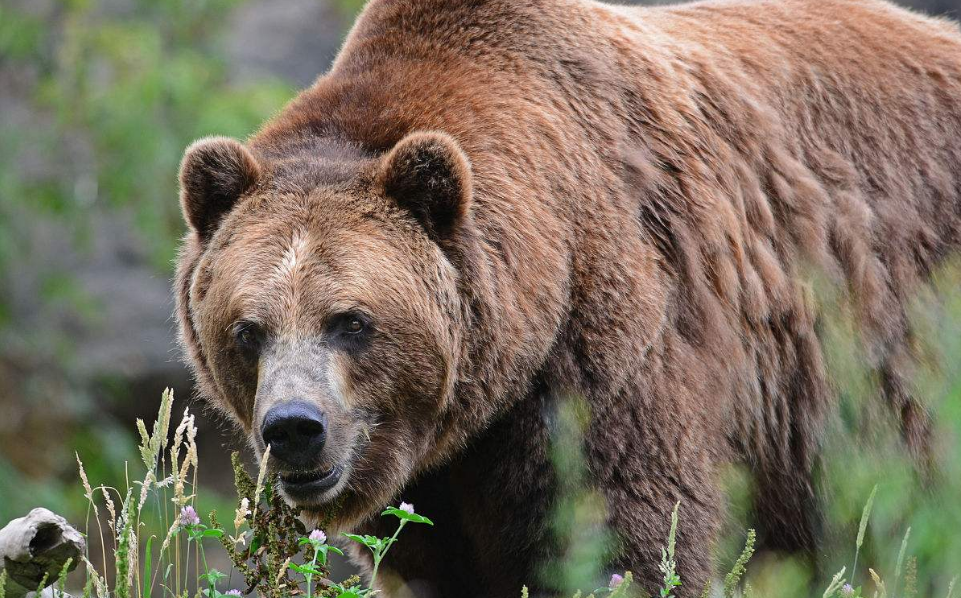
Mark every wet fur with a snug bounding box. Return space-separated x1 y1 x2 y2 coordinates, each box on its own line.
175 0 961 595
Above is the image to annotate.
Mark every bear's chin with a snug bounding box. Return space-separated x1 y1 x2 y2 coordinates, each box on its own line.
296 486 392 533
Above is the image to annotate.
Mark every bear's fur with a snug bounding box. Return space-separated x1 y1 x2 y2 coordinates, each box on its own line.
174 0 961 595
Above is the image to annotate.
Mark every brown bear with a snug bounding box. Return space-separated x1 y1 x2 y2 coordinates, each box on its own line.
174 0 961 595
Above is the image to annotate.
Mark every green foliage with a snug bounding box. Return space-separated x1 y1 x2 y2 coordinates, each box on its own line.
57 558 74 598
213 454 308 598
904 557 919 598
543 398 615 594
810 262 961 596
0 0 295 529
0 0 292 278
0 6 45 61
65 379 961 598
339 505 433 596
331 0 367 20
723 530 756 598
114 488 135 598
851 485 877 580
658 503 681 598
34 572 50 598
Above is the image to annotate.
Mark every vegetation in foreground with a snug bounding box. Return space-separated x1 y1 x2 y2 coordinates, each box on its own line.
1 376 955 598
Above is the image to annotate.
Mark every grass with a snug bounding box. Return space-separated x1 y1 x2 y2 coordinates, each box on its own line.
10 385 942 598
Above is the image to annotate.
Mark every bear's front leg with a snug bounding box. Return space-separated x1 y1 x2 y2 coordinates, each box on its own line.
587 386 723 597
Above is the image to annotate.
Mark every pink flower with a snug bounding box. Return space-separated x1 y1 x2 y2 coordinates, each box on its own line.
841 585 855 597
609 573 624 589
309 529 327 544
179 505 200 527
399 502 415 514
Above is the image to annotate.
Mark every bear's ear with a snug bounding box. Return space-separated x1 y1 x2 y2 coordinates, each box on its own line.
179 136 260 243
376 131 472 241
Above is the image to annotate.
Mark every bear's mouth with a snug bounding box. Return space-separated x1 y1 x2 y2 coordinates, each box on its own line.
280 465 343 501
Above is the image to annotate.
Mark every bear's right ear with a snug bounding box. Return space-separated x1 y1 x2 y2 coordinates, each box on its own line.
376 131 472 242
179 136 260 243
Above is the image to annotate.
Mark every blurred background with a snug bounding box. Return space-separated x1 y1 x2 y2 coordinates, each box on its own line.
0 0 959 594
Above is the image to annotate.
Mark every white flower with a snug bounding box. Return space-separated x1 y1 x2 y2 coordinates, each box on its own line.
309 529 327 544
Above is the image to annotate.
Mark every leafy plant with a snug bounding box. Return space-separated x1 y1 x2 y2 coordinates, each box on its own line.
63 385 961 598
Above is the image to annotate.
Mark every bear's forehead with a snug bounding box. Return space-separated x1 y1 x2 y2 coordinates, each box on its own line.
222 204 410 276
207 192 434 315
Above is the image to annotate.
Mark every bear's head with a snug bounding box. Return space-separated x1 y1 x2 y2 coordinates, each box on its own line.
174 132 474 525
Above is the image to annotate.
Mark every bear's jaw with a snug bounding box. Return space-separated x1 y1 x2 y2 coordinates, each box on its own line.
279 464 344 501
278 458 355 508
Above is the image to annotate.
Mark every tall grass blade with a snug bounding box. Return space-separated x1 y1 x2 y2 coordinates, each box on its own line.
143 536 154 598
903 557 918 598
115 488 136 598
852 485 878 579
667 502 679 561
724 529 757 598
892 527 911 597
823 567 847 598
57 557 74 598
870 569 887 598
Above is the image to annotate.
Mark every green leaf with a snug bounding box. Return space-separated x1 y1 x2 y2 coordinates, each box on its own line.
381 508 434 525
343 533 381 549
287 563 322 576
187 525 209 541
142 536 154 598
199 569 227 585
201 529 225 539
313 543 344 567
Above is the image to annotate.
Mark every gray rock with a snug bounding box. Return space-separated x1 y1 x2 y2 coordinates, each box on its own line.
0 508 84 598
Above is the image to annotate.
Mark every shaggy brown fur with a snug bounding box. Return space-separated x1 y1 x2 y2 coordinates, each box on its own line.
174 0 961 595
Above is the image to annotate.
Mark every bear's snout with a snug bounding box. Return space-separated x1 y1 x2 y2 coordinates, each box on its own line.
261 401 328 466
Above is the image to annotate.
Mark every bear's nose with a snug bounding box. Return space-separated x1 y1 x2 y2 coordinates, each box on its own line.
261 401 328 466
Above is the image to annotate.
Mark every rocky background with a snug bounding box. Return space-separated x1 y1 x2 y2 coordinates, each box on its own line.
0 0 957 553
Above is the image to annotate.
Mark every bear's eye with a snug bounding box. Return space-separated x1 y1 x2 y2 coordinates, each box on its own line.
327 312 373 351
233 320 265 357
345 317 364 334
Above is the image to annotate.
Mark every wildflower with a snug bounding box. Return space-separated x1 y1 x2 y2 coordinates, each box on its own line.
841 584 855 597
309 529 327 544
179 505 200 527
609 574 624 589
399 502 415 514
224 590 243 597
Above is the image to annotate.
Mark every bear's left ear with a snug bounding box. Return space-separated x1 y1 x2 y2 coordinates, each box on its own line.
179 136 261 244
376 131 472 241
